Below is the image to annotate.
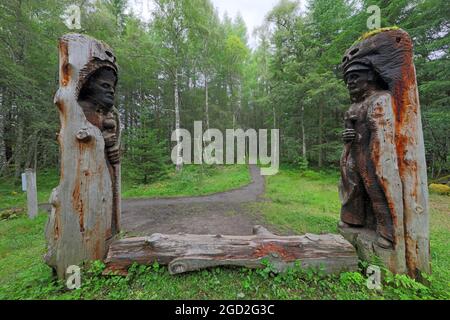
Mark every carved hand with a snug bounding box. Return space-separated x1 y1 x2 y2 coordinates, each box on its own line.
107 146 120 164
342 128 357 143
104 133 117 147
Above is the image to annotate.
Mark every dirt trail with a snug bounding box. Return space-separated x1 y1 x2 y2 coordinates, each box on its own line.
121 165 268 236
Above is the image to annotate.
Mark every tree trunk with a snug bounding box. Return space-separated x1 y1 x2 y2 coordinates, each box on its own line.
318 100 323 168
105 226 358 275
44 34 120 279
203 72 211 160
0 91 5 169
204 73 210 132
174 68 182 171
339 29 431 279
273 105 276 129
301 105 306 158
14 109 23 179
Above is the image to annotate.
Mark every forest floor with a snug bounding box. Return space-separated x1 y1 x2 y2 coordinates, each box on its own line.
36 165 274 236
120 164 267 236
0 166 449 300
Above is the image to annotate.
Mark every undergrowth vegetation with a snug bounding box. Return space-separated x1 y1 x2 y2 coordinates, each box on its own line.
0 167 448 300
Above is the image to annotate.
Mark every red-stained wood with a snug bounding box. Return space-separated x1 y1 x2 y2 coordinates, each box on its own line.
339 29 430 279
44 34 119 279
104 226 358 275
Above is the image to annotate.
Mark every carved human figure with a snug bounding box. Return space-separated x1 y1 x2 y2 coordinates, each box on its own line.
78 67 121 165
45 34 122 279
337 29 430 278
77 66 121 238
338 62 396 249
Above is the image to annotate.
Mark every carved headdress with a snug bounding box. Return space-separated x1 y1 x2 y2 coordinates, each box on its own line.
341 28 416 110
58 33 118 98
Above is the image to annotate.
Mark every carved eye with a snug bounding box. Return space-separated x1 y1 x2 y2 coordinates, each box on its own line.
102 83 110 89
349 48 359 56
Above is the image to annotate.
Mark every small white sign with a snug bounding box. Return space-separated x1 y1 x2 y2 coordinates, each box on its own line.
21 173 27 192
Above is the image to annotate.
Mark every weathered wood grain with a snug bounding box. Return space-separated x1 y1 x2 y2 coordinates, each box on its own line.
44 34 117 279
104 226 358 275
25 169 38 219
339 29 431 279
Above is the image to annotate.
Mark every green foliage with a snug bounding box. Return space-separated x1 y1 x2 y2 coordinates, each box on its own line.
1 170 449 299
0 164 250 210
1 0 447 180
423 110 450 178
256 168 341 234
0 168 59 210
123 126 169 184
297 156 309 173
0 0 448 301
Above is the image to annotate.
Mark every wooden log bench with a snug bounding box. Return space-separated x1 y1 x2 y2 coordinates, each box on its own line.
105 226 358 275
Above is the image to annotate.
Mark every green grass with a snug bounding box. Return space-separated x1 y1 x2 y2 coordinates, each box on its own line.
0 169 59 210
0 168 448 300
258 169 341 234
0 165 251 211
122 164 251 198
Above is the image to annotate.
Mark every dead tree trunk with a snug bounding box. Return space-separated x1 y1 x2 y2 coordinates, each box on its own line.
45 34 121 279
105 226 358 275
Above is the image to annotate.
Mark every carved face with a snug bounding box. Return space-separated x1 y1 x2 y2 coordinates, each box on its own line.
344 70 373 101
80 68 117 110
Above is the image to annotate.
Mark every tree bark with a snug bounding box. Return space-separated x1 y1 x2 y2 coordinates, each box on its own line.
204 73 210 132
105 226 358 275
301 104 306 158
14 108 23 179
318 100 323 168
174 68 182 171
45 34 119 279
339 29 431 279
0 90 5 169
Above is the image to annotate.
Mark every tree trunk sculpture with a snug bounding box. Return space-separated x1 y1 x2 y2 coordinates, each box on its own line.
338 28 430 279
44 34 121 279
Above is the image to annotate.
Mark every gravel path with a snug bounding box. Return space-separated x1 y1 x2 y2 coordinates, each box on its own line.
121 165 268 236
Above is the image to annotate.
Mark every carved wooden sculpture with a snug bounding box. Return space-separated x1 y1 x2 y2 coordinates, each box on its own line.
45 34 121 278
338 29 430 279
